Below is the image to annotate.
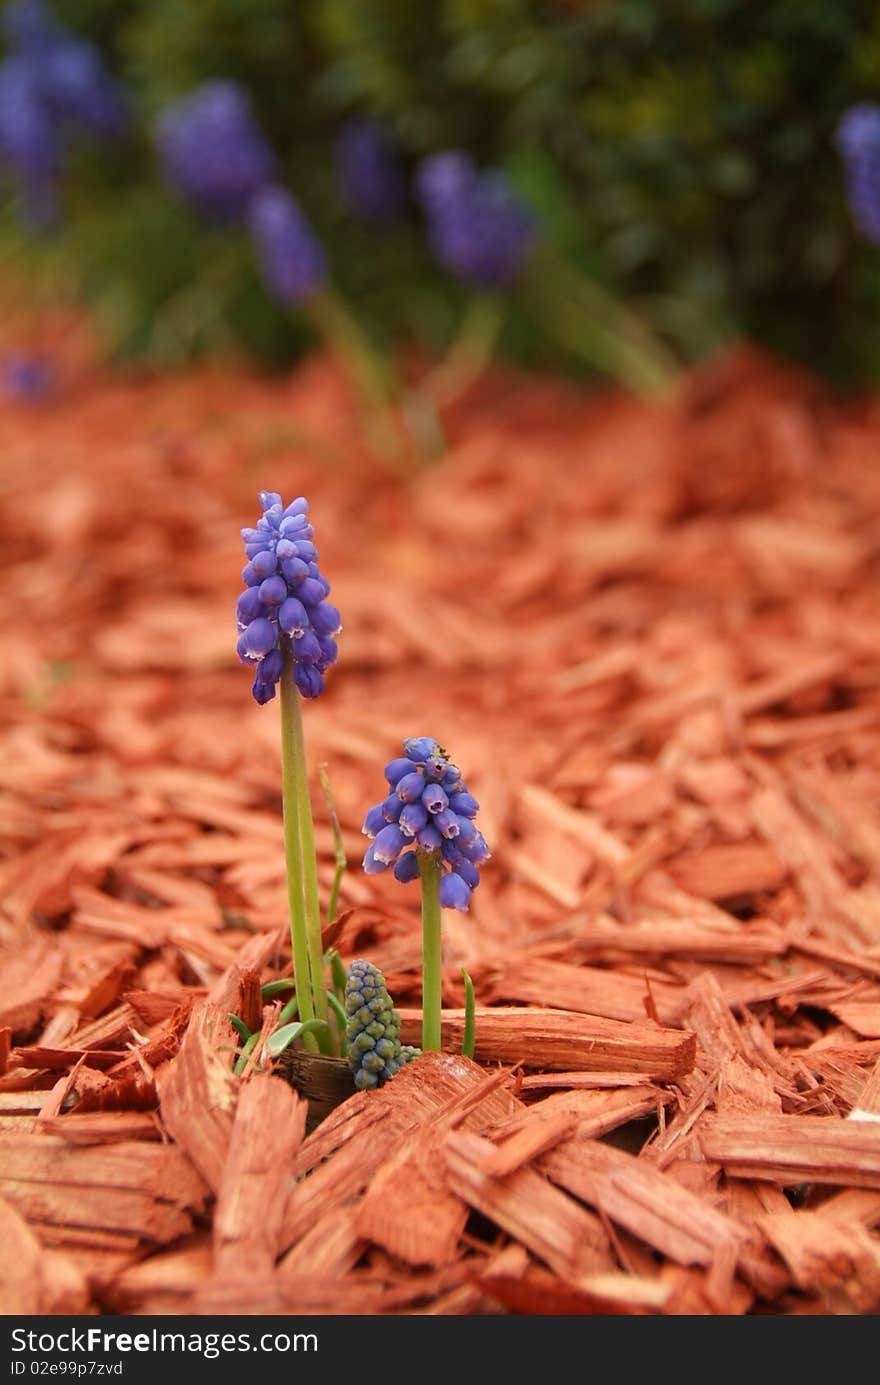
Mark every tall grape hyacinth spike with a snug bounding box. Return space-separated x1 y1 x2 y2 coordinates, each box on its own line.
236 492 339 1047
236 491 341 704
344 959 419 1091
361 737 489 1052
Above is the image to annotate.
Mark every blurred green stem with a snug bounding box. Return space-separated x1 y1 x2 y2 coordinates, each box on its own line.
423 294 504 407
308 286 405 466
519 246 679 397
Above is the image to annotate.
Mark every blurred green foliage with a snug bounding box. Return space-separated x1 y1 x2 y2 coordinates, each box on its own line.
8 0 880 381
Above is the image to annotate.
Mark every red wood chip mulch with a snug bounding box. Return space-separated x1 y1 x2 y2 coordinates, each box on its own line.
4 336 880 1315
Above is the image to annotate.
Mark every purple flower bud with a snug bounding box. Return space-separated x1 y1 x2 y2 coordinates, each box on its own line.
278 596 308 634
455 816 477 847
403 737 438 763
439 872 471 911
258 647 283 684
385 757 416 786
251 549 277 577
454 858 480 890
296 577 325 607
442 765 462 788
317 636 338 666
363 842 391 874
292 629 321 663
252 671 276 705
399 802 428 838
292 539 317 561
396 771 426 803
393 850 421 884
249 184 326 304
241 562 260 586
417 825 442 853
458 830 491 864
362 804 386 837
235 632 249 663
293 662 323 698
281 557 309 584
381 793 403 822
259 490 282 510
433 808 460 839
425 755 448 779
258 574 287 605
310 601 341 637
421 783 448 814
242 616 277 659
237 587 264 624
449 791 479 818
372 823 407 864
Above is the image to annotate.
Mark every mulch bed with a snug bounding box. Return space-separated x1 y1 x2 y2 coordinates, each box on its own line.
4 331 880 1315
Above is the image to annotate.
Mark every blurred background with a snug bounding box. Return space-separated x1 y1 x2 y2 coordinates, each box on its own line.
2 0 880 391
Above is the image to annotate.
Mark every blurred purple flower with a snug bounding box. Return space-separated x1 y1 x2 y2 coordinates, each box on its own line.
0 1 125 225
248 185 326 304
335 118 406 223
156 80 274 222
836 103 880 246
416 150 535 287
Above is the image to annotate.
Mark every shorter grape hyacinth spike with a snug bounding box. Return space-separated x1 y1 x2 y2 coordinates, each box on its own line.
361 737 489 910
236 492 341 703
344 958 419 1090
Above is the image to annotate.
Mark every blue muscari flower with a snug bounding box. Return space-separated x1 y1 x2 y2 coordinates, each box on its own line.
361 738 489 910
248 185 326 305
344 958 419 1090
236 492 340 704
836 104 880 246
415 150 535 288
156 80 274 222
335 117 406 223
0 2 124 225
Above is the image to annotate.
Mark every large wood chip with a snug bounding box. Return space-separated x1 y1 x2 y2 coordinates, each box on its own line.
155 1002 239 1194
444 1129 614 1283
0 1195 88 1313
398 1006 696 1079
210 1072 306 1277
542 1137 749 1267
700 1112 880 1187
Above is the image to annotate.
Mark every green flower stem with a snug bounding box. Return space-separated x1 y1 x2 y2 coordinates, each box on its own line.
418 849 444 1053
279 643 318 1052
285 660 331 1045
308 286 405 467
